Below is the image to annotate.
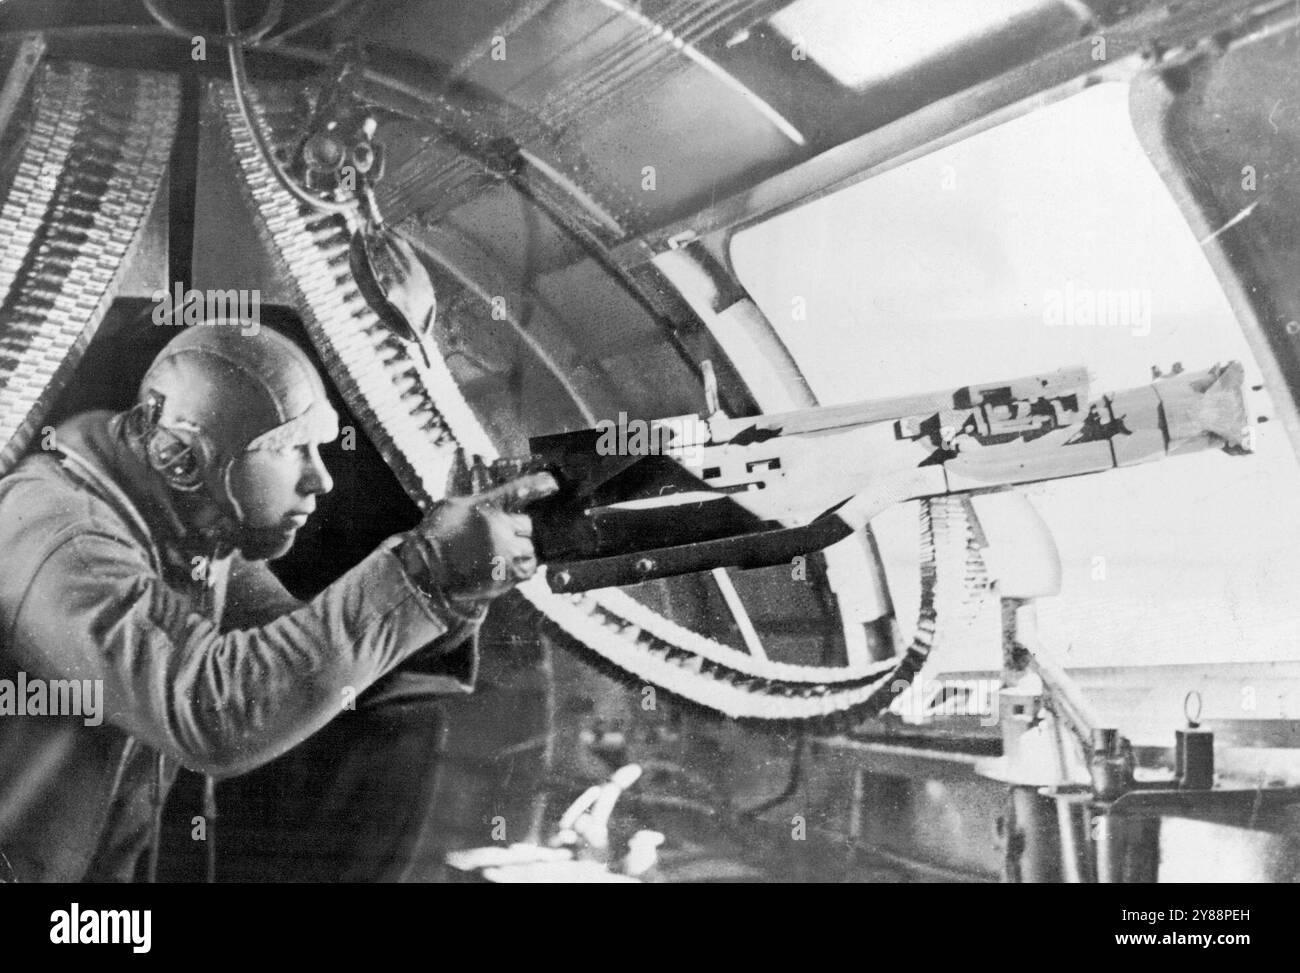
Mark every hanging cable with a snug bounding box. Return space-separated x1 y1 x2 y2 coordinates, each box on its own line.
737 730 805 819
237 0 286 45
223 0 359 218
140 0 193 39
144 0 284 45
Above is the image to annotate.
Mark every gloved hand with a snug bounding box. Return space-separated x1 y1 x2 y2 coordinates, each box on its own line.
398 466 558 612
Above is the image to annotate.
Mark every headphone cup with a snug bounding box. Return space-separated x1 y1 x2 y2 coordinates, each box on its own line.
146 429 206 492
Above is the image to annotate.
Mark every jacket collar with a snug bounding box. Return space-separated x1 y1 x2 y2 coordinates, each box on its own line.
53 411 212 570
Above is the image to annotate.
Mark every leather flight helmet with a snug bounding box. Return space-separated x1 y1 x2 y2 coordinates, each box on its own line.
131 321 339 521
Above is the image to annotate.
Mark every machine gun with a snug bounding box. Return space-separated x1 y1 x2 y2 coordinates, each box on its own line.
474 361 1250 593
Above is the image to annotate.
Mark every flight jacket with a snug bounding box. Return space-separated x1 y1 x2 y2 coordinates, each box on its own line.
0 410 481 882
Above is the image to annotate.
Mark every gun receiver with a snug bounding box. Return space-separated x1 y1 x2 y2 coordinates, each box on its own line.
492 362 1249 593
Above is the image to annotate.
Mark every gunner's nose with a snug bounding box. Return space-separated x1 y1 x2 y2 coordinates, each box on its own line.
300 443 334 497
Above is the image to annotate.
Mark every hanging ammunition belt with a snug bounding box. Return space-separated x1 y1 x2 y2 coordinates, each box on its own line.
0 63 179 476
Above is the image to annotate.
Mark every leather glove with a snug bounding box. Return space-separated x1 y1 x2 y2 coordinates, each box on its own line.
398 466 558 614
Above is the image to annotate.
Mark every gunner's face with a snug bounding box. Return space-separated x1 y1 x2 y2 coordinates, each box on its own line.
227 441 335 560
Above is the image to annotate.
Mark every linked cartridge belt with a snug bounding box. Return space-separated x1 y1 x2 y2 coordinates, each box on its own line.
0 63 178 476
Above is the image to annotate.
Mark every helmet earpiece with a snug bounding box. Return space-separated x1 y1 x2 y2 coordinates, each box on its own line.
145 426 206 492
133 389 207 492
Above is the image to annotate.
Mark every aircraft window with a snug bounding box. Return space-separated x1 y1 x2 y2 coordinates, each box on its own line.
731 82 1300 670
768 0 1049 90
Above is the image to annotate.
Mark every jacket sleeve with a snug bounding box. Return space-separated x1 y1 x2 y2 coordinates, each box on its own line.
7 527 466 778
222 553 303 628
224 552 485 700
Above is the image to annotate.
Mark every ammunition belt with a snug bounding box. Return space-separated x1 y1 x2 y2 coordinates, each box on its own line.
0 63 178 476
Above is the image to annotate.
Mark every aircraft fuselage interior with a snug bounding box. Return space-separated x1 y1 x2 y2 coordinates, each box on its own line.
2 0 1300 888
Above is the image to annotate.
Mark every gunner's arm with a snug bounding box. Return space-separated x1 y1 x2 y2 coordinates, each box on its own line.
223 550 486 694
9 526 480 779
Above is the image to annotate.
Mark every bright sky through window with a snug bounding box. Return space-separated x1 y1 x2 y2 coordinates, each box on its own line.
733 83 1300 670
